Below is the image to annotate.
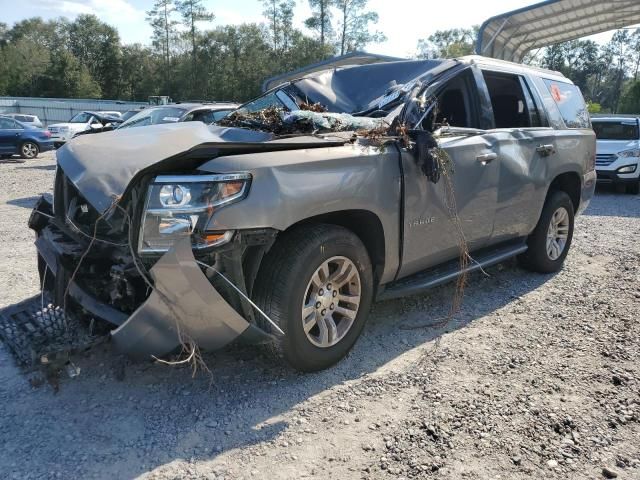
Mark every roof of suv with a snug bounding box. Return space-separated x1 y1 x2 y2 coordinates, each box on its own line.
458 55 568 82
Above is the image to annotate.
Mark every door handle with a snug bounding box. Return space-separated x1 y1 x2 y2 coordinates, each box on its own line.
536 144 555 156
476 152 497 164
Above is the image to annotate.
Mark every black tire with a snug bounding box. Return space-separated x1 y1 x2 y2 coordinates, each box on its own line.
626 181 640 195
253 224 374 372
20 141 39 159
518 190 575 273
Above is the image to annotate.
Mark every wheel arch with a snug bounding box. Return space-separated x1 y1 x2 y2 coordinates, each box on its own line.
547 171 581 212
291 210 386 283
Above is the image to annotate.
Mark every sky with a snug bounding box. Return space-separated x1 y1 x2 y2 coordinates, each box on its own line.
0 0 623 57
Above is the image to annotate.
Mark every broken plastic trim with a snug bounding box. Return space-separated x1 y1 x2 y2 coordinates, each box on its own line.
111 238 274 358
194 260 284 336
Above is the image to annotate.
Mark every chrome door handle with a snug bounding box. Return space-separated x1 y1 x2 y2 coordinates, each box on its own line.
476 152 497 164
536 144 555 156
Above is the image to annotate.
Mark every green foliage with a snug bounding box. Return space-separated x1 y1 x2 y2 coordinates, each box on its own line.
539 30 640 113
416 28 477 59
587 102 602 114
334 0 386 55
305 0 334 47
619 81 640 114
68 15 122 98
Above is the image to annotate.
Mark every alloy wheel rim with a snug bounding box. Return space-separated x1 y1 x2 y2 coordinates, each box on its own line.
22 143 37 158
546 207 570 261
301 256 361 348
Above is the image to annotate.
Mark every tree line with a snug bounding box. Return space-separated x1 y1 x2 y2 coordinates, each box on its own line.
1 2 640 114
0 0 385 103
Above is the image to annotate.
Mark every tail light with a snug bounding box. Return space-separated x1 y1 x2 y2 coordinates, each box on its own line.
43 130 51 138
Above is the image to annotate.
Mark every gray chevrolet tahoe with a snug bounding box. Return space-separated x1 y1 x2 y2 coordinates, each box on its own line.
29 56 596 371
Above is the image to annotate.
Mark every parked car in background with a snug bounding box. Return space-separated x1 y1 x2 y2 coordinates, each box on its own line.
592 116 640 194
116 103 238 130
0 113 44 128
71 113 125 139
48 111 123 146
0 116 54 159
120 108 145 122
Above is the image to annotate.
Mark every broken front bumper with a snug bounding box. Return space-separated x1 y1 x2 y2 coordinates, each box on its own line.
29 196 272 359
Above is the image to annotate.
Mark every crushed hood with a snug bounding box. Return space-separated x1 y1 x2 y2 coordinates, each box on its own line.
291 59 455 113
58 121 346 213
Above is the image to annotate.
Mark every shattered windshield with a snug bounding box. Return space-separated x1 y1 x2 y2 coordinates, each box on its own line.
219 59 454 136
118 107 187 130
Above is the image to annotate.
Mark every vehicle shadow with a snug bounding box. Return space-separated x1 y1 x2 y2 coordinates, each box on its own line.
5 195 43 209
0 158 25 164
0 259 557 479
17 164 56 171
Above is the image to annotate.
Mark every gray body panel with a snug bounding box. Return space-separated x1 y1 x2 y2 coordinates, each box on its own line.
31 55 597 360
201 143 402 284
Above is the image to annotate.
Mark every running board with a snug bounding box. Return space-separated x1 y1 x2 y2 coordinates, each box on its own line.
377 241 528 301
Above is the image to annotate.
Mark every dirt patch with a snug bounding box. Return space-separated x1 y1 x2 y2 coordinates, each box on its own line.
0 156 638 480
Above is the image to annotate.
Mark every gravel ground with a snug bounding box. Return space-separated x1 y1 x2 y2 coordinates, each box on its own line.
0 152 639 480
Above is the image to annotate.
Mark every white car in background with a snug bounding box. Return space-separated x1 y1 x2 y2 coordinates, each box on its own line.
592 116 640 194
0 113 44 128
47 111 122 146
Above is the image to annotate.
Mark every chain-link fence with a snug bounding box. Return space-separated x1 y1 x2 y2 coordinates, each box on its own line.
0 96 147 127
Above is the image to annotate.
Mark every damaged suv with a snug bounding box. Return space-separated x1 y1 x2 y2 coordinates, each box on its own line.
29 56 596 371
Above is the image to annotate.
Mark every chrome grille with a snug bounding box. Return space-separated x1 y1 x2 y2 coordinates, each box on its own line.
48 127 59 134
595 154 616 167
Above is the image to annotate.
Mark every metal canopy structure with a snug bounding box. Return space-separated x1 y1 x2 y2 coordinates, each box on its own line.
476 0 640 63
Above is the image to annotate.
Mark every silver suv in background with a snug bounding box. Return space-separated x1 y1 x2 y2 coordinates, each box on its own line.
592 116 640 194
0 113 44 128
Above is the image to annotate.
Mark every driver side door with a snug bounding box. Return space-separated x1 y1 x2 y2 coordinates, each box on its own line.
398 67 499 278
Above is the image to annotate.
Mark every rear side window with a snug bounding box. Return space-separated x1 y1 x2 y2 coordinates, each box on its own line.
542 79 589 129
482 71 543 128
592 121 639 140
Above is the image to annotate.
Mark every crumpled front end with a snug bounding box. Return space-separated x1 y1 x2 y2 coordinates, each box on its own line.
29 178 274 359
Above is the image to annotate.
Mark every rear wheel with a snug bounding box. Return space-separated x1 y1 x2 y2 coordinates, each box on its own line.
20 142 39 159
518 191 574 273
253 224 374 372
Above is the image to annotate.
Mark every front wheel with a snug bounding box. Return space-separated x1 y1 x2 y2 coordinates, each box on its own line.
253 224 374 372
20 141 39 159
518 190 575 273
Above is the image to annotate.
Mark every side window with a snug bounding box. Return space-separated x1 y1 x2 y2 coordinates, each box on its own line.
0 118 14 129
190 110 215 123
519 77 543 127
421 69 480 130
541 79 589 129
482 71 541 129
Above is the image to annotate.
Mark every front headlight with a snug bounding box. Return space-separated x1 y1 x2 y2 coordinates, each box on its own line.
617 165 637 174
138 173 251 254
617 148 640 158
